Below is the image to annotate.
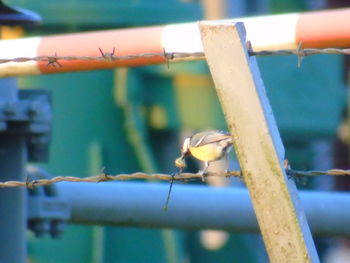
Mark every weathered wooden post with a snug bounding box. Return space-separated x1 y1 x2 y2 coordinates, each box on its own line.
199 22 319 263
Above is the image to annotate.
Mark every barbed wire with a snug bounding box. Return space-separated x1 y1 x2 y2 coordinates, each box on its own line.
1 47 350 67
288 169 350 177
1 168 350 189
250 48 350 56
0 47 349 188
2 171 241 188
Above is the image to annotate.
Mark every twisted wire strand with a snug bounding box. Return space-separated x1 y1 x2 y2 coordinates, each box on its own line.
0 48 349 65
1 169 350 188
1 171 240 188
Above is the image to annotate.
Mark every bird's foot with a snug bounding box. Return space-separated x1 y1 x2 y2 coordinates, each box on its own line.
198 170 208 182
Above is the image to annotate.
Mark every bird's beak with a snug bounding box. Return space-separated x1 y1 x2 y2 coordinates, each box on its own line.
175 156 187 169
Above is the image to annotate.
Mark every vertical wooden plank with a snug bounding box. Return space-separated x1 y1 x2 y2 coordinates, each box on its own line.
199 22 319 263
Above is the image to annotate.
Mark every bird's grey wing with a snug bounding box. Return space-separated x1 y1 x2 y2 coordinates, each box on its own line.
193 133 232 147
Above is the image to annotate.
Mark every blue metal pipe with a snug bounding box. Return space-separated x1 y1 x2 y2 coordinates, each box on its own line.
57 181 350 237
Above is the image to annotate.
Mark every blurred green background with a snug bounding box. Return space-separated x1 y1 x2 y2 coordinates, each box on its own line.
7 0 346 262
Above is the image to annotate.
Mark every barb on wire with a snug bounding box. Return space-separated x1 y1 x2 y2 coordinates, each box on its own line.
26 175 35 189
297 42 303 68
1 168 350 189
0 47 349 66
163 47 171 69
99 47 116 62
46 52 62 67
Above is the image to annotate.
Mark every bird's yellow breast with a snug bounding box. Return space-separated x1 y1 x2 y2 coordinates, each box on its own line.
189 144 224 162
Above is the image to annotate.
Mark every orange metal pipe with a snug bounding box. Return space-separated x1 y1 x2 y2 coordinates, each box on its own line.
296 8 350 48
38 26 166 74
0 8 349 77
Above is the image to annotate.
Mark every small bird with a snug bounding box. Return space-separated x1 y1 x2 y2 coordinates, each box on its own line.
175 130 233 180
165 130 233 210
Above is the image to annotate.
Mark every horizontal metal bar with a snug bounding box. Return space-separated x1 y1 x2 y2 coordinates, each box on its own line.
1 8 350 77
57 182 350 237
